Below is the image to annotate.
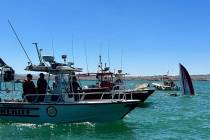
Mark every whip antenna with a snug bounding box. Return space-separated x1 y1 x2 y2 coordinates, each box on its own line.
108 46 111 68
8 20 32 64
71 35 75 63
120 48 123 70
52 38 55 58
32 42 43 65
84 41 89 73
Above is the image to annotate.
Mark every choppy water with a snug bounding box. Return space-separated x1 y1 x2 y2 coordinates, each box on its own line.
0 80 210 140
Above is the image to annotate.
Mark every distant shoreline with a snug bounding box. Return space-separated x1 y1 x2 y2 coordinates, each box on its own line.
15 74 210 81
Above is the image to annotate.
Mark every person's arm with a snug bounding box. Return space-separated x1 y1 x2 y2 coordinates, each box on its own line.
32 82 36 94
22 82 26 95
37 79 40 87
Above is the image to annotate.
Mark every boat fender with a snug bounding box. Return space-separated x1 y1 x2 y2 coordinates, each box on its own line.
47 106 57 117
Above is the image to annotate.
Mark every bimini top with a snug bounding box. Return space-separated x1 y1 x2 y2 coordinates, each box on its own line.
25 64 82 74
25 54 82 74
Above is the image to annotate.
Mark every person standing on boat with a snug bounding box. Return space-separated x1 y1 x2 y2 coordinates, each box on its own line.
22 74 36 102
70 76 82 93
69 76 82 101
37 73 47 94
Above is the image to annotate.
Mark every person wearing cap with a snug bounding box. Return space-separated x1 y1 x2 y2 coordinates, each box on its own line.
22 74 36 102
37 73 47 95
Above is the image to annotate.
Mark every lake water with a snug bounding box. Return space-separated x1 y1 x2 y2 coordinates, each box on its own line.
0 80 210 140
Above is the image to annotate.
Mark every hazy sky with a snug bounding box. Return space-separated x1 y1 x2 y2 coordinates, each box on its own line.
0 0 209 75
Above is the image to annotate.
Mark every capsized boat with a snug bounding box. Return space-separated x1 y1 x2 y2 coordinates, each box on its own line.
0 54 140 123
179 63 195 95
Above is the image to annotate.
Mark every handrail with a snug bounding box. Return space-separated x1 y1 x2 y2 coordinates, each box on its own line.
1 86 137 103
23 90 131 102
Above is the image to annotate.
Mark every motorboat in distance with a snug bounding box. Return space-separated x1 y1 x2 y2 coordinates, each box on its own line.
152 74 180 91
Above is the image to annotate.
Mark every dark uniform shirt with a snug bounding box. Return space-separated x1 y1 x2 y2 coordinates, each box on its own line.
37 78 47 94
70 81 81 93
22 80 36 102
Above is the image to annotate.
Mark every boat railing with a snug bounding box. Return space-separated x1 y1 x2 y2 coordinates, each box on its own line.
70 91 127 101
81 90 132 101
0 80 134 102
24 94 64 103
22 90 132 103
112 85 126 91
0 86 135 103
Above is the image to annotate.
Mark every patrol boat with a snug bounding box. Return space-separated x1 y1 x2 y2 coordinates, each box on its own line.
0 56 139 123
78 56 155 102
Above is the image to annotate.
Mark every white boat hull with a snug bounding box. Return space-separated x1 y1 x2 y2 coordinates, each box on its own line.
152 83 179 91
0 100 139 123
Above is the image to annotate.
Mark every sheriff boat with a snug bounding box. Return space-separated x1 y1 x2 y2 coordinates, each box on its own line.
0 56 139 123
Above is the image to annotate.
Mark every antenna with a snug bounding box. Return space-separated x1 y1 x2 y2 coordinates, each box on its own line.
167 70 170 76
52 38 54 58
120 48 123 70
99 55 103 70
84 41 89 73
108 46 111 68
99 42 103 59
98 42 103 70
71 35 75 63
8 20 32 64
32 42 43 65
62 55 67 64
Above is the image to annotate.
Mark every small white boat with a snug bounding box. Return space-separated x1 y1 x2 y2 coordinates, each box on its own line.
152 74 180 91
152 83 177 90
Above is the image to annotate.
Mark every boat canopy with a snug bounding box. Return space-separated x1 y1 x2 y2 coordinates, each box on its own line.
25 65 82 74
25 54 82 74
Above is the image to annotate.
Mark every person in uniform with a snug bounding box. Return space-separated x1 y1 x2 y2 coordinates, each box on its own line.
22 74 36 102
70 76 82 93
37 73 47 94
37 73 48 102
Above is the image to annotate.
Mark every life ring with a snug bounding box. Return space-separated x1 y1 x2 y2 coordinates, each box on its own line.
47 106 57 117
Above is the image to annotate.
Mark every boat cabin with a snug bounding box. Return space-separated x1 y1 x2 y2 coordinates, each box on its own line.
23 55 83 102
